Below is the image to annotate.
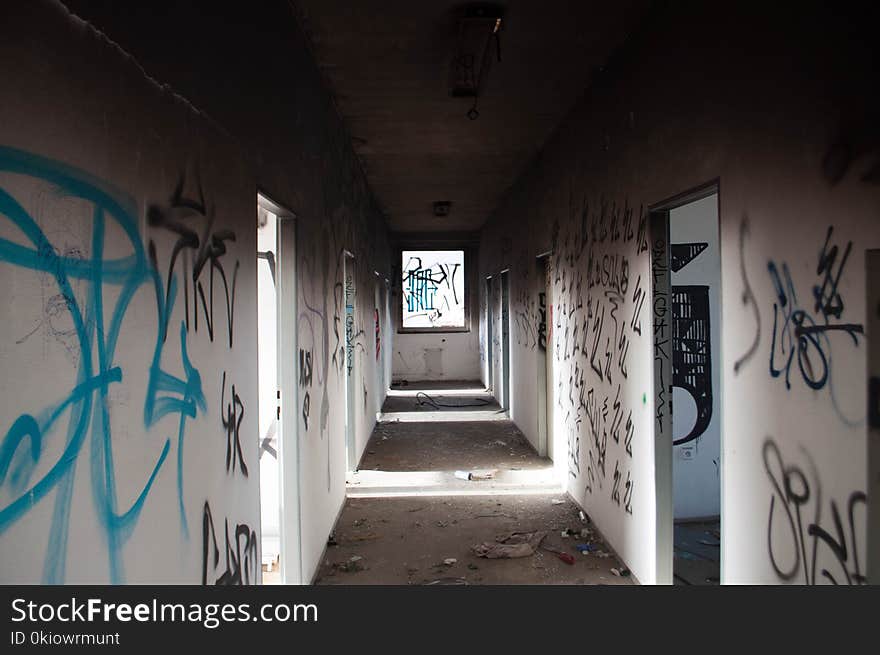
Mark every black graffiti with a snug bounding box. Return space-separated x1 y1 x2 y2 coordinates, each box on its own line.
672 286 713 446
769 266 863 392
201 502 258 585
623 471 633 514
538 292 547 351
763 439 866 585
670 242 708 273
299 349 313 387
631 274 645 336
221 372 247 477
652 237 670 435
302 392 311 430
813 226 851 321
733 217 761 373
148 173 238 348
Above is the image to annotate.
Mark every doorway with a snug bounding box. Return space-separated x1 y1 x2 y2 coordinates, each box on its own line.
501 269 511 414
257 193 302 584
486 276 494 391
650 183 722 586
868 249 880 583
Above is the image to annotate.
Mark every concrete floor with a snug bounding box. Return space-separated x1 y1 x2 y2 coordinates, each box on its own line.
316 382 632 585
673 519 721 585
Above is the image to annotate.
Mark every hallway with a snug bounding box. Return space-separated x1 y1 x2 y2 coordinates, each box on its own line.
316 383 631 585
0 1 877 588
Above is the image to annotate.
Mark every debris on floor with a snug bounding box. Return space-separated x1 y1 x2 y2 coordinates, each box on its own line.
443 558 457 566
472 530 547 559
336 556 366 573
454 469 497 481
541 545 575 565
425 577 468 585
551 499 565 505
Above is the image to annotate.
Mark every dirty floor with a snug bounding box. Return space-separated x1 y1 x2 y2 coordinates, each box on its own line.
673 519 721 585
317 381 633 585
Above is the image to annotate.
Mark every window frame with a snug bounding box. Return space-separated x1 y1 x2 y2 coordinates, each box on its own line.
397 246 471 334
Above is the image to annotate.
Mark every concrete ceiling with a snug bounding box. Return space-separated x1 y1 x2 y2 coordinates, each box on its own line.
296 0 651 233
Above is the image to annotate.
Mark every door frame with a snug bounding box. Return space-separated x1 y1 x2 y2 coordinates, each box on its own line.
649 180 721 586
257 191 302 585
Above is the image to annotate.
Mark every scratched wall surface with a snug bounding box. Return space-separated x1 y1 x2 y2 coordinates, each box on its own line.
479 2 879 584
0 0 390 583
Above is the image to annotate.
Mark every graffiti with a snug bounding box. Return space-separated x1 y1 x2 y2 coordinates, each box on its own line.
538 292 547 351
299 348 313 430
733 217 761 373
220 372 247 477
401 250 465 328
147 172 239 349
767 226 863 393
345 274 355 376
201 501 258 585
652 236 671 436
543 191 644 517
299 349 313 387
671 286 712 446
763 438 866 585
0 146 217 582
670 242 707 273
374 308 381 360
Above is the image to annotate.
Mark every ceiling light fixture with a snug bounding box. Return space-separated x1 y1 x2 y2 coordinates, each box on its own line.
449 3 504 120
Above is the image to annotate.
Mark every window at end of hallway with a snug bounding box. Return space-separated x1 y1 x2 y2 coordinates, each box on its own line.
401 249 466 331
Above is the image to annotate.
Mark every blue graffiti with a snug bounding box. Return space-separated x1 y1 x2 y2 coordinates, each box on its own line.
0 146 205 582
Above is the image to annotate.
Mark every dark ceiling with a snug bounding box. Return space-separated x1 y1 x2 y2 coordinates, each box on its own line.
296 0 652 233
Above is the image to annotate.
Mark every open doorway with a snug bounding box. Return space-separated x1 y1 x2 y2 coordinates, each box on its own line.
486 276 494 391
650 183 722 586
257 194 302 584
868 249 880 583
500 269 511 414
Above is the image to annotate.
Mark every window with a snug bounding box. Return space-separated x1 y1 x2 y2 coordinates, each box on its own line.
401 249 466 330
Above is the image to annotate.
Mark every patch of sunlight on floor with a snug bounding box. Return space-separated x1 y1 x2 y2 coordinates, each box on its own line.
346 467 563 498
379 410 507 422
387 387 490 397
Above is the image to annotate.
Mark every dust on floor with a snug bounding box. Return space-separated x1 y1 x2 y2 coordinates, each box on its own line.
315 495 634 585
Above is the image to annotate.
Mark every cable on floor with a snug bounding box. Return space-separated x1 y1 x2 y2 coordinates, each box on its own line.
415 391 493 409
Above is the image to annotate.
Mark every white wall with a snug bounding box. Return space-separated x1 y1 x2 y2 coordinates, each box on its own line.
478 3 878 584
0 7 259 583
0 0 391 584
393 331 481 382
670 195 722 520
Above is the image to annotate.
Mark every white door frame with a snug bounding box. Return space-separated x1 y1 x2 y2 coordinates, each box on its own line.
258 192 302 585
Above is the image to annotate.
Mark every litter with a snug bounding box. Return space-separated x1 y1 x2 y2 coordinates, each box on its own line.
337 556 365 573
443 558 457 566
575 543 599 553
579 511 587 523
425 577 468 585
551 499 565 505
580 528 592 538
472 530 548 559
594 551 612 558
454 469 497 481
542 545 575 565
